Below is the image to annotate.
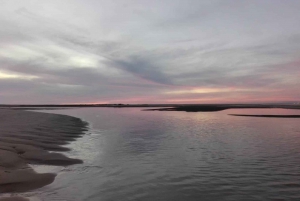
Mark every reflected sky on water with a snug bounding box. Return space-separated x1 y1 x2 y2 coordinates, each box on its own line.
22 108 300 201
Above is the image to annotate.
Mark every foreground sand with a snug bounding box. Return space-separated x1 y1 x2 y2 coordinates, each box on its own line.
0 109 88 199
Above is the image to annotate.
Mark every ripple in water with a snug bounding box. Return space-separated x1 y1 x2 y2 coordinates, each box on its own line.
27 108 300 201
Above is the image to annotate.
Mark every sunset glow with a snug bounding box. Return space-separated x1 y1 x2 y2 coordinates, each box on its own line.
0 70 38 80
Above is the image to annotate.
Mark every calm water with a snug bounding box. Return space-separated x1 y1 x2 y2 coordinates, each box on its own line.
21 108 300 201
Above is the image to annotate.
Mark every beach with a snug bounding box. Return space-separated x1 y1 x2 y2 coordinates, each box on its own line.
0 109 88 200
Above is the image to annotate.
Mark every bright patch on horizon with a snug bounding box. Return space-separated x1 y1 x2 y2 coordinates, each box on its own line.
0 70 38 80
0 42 101 69
165 88 251 94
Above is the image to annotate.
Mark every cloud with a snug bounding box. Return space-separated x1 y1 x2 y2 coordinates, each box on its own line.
106 55 173 86
0 0 300 103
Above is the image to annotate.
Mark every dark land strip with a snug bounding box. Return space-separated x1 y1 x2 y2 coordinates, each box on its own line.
1 103 300 112
229 114 300 118
143 104 300 112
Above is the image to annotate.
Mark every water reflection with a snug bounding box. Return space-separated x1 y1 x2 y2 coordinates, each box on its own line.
31 108 300 201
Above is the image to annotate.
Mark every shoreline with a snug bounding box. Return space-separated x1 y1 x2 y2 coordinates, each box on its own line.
1 103 299 113
0 109 88 200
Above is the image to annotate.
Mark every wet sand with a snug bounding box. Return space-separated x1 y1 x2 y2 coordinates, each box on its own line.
0 109 88 199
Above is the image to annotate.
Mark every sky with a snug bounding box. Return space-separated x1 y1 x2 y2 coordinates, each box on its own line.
0 0 299 104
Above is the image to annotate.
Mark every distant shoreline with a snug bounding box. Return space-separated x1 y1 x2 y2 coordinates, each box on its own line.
229 114 300 118
1 103 299 112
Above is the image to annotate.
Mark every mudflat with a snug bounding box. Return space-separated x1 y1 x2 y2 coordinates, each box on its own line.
0 109 87 198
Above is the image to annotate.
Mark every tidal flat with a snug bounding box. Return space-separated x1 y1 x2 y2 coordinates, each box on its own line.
0 109 88 200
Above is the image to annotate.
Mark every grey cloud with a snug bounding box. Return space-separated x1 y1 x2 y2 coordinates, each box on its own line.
0 54 171 104
106 56 173 86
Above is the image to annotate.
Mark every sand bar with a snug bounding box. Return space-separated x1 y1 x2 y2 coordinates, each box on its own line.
0 109 88 197
229 114 300 118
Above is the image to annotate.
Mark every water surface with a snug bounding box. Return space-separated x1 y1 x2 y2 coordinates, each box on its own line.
22 108 300 201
